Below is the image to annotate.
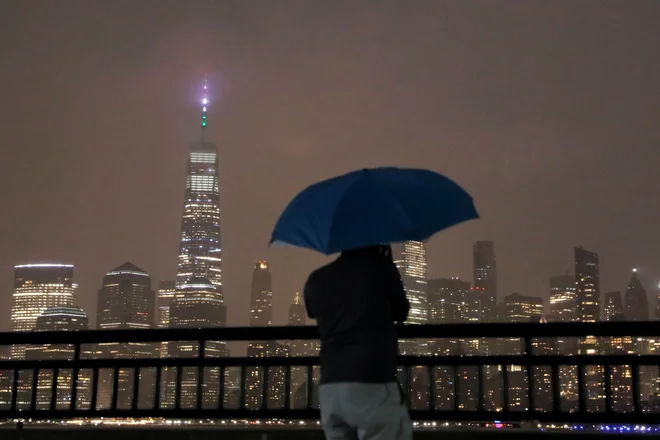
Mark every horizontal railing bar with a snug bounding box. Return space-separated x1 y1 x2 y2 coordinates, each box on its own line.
0 354 657 370
1 407 660 424
1 321 660 345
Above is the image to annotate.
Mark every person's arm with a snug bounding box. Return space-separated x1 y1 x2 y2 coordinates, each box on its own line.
387 262 409 323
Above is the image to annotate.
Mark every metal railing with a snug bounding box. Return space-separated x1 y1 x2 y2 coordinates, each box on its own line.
0 322 659 424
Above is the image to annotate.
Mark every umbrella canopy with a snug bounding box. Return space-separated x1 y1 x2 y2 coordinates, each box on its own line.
270 167 478 255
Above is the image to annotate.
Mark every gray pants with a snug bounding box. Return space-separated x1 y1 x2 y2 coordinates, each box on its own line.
318 382 413 440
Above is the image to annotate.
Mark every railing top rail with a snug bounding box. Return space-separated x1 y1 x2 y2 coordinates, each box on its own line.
0 321 659 345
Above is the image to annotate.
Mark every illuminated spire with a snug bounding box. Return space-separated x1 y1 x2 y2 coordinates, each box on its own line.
293 291 301 305
201 76 209 141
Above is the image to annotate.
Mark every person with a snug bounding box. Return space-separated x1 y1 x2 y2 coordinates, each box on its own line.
304 244 412 440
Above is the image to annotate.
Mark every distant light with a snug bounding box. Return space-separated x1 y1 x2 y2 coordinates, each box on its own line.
203 106 207 112
202 98 208 105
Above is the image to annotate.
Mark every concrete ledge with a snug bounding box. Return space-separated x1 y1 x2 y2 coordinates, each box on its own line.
0 426 653 440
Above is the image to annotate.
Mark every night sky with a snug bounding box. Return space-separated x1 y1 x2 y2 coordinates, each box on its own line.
1 1 659 330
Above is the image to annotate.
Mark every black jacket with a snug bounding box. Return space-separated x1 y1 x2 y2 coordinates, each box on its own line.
304 246 410 384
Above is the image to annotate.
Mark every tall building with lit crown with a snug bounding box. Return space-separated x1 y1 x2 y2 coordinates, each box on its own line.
167 81 230 409
10 264 77 359
289 291 305 326
175 80 222 290
96 262 156 410
392 241 427 355
246 262 287 409
625 269 648 321
287 292 317 408
25 306 90 410
249 261 273 327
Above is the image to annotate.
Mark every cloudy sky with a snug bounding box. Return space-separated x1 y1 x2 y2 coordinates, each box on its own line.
0 0 659 329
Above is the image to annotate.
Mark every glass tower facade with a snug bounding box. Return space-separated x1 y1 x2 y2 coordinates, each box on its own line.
95 262 157 410
392 241 427 359
549 274 578 322
249 261 273 327
392 241 428 326
574 246 600 322
175 142 223 290
10 263 77 359
473 241 497 322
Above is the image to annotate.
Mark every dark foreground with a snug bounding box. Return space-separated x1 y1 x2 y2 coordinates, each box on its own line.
0 426 653 440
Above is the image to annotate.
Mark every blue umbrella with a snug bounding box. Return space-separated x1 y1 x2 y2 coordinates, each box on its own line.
270 167 479 255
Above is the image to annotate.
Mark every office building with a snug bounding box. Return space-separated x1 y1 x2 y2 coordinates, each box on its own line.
549 274 578 322
625 269 648 321
473 241 497 322
175 83 223 290
96 262 156 410
25 306 90 410
392 241 428 355
10 263 77 360
168 277 227 409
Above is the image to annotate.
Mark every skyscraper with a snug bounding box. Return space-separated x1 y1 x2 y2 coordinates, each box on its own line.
246 261 286 409
473 241 497 322
288 291 305 326
574 246 600 322
168 81 229 409
392 241 427 356
392 241 428 326
602 291 633 412
175 80 222 290
427 277 469 325
25 306 90 410
549 274 578 322
603 291 624 322
10 263 77 359
168 277 227 408
573 246 602 412
96 262 156 410
156 280 176 358
625 268 648 321
97 262 155 331
249 261 273 327
504 293 544 323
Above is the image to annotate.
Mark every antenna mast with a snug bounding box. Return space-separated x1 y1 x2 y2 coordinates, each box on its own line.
201 76 209 142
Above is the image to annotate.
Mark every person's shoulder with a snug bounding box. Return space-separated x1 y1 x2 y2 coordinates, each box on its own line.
306 261 334 284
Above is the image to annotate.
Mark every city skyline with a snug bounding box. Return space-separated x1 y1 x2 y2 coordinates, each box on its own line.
1 1 659 330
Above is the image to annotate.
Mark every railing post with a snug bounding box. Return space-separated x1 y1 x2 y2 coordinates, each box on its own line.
50 368 59 411
30 368 39 412
154 366 162 410
196 340 206 411
524 337 535 412
603 364 611 413
632 364 641 413
69 343 81 411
